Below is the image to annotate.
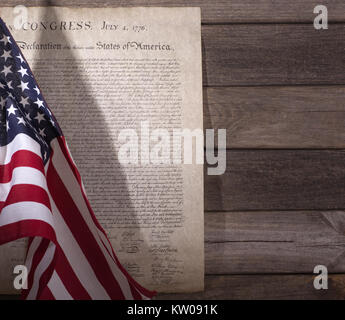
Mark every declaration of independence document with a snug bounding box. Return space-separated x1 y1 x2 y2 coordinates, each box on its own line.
0 7 203 294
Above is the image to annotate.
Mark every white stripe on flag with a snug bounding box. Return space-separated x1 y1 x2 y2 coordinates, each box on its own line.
26 241 56 300
48 194 111 300
25 237 43 276
0 133 42 165
47 271 73 300
97 228 116 261
50 138 134 299
0 167 48 202
0 202 54 228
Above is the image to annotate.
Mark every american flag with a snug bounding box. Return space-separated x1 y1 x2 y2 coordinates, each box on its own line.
0 18 155 300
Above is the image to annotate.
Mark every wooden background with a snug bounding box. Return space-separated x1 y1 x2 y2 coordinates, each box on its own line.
2 0 345 300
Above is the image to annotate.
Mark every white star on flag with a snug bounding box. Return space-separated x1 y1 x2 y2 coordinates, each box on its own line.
18 66 28 78
17 117 26 126
20 96 30 108
39 128 46 137
16 53 25 63
1 49 11 61
7 104 17 116
1 65 12 76
34 97 44 108
33 86 40 95
18 80 30 92
7 92 14 99
6 80 13 89
0 34 9 45
34 112 45 123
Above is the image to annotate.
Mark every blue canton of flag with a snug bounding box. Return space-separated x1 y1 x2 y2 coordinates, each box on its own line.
0 20 62 164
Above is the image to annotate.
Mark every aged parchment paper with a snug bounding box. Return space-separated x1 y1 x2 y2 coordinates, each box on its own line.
0 7 203 294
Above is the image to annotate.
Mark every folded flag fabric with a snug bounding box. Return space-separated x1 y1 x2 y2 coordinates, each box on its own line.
0 18 155 300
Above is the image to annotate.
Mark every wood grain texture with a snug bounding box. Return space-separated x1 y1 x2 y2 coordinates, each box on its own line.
157 274 345 300
202 24 345 86
2 0 345 23
206 150 345 211
1 0 345 300
3 273 345 300
2 273 345 299
1 6 344 86
205 211 345 274
204 86 345 149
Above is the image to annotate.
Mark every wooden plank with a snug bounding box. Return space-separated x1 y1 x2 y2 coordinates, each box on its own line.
6 211 345 295
2 7 344 86
206 150 345 211
157 274 345 300
2 273 345 299
204 86 345 149
2 274 345 299
2 1 345 23
202 24 345 86
205 211 345 274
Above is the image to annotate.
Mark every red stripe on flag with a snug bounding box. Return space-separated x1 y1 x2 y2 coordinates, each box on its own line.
56 136 156 299
0 184 51 211
35 243 57 300
0 220 56 245
54 248 92 300
22 238 50 300
129 281 142 300
47 161 126 299
57 137 107 233
39 286 55 300
0 150 44 183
